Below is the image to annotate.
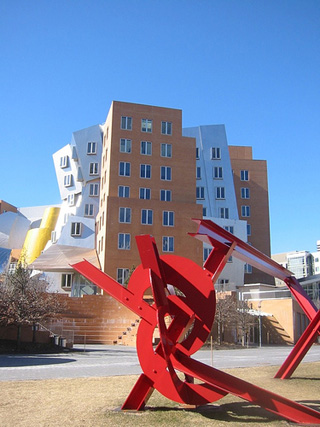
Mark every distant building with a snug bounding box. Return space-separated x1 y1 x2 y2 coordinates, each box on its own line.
273 248 317 284
287 251 313 279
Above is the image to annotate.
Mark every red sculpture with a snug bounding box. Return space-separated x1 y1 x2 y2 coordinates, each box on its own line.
72 219 320 424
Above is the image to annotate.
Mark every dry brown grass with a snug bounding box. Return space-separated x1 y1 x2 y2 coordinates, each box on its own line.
0 362 319 426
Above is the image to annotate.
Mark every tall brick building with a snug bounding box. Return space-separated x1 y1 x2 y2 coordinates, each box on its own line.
96 101 203 283
229 146 273 284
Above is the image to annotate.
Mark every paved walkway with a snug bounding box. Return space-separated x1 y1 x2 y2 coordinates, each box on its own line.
0 344 319 381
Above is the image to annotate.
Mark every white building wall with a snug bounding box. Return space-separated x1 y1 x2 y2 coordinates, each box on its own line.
183 125 245 290
37 124 103 293
183 125 239 219
51 124 102 249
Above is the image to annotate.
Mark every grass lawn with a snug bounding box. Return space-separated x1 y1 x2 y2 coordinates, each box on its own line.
0 362 319 426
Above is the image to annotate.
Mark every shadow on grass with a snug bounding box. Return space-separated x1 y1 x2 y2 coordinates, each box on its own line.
142 402 281 423
136 399 320 424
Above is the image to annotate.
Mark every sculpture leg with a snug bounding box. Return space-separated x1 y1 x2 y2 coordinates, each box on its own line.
121 374 154 411
275 309 320 379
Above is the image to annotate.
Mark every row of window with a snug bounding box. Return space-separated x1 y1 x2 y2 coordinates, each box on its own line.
119 162 172 181
116 261 252 285
196 186 250 202
118 233 174 252
196 186 225 200
119 207 174 226
196 165 250 182
121 116 172 135
118 186 172 201
120 139 172 157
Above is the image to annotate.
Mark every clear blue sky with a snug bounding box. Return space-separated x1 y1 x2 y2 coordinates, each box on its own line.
1 0 319 255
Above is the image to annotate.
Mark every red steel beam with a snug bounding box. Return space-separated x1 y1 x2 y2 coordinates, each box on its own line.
173 350 320 425
275 309 320 379
190 218 320 379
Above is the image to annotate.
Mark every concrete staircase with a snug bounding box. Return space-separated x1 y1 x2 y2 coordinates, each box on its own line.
46 294 140 346
264 315 293 345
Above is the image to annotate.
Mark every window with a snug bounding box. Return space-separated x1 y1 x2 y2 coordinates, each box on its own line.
64 174 72 187
203 207 207 216
71 222 81 236
89 183 99 196
196 147 200 159
119 207 131 223
61 273 72 288
216 187 225 199
139 187 151 200
140 164 151 179
196 186 205 199
240 170 249 181
224 226 234 234
220 207 229 219
141 119 152 133
87 142 97 154
245 263 252 274
121 116 132 130
241 205 250 217
196 167 201 180
120 138 132 153
203 247 212 262
140 141 152 155
118 233 131 250
60 156 68 168
85 204 94 217
161 121 172 135
51 231 57 244
89 162 99 175
160 166 171 181
163 236 174 252
117 268 129 285
118 186 130 198
161 143 172 158
247 224 252 236
163 211 174 227
211 147 221 159
160 189 171 201
119 161 131 177
141 209 153 225
67 193 74 206
241 187 250 199
214 166 223 179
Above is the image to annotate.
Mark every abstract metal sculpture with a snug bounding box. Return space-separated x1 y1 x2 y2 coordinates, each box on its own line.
72 219 320 424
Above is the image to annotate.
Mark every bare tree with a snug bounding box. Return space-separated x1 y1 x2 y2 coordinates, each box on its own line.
214 292 238 345
236 299 255 347
0 262 64 350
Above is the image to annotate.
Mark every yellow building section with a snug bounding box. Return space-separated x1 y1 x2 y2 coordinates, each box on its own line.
20 207 60 265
